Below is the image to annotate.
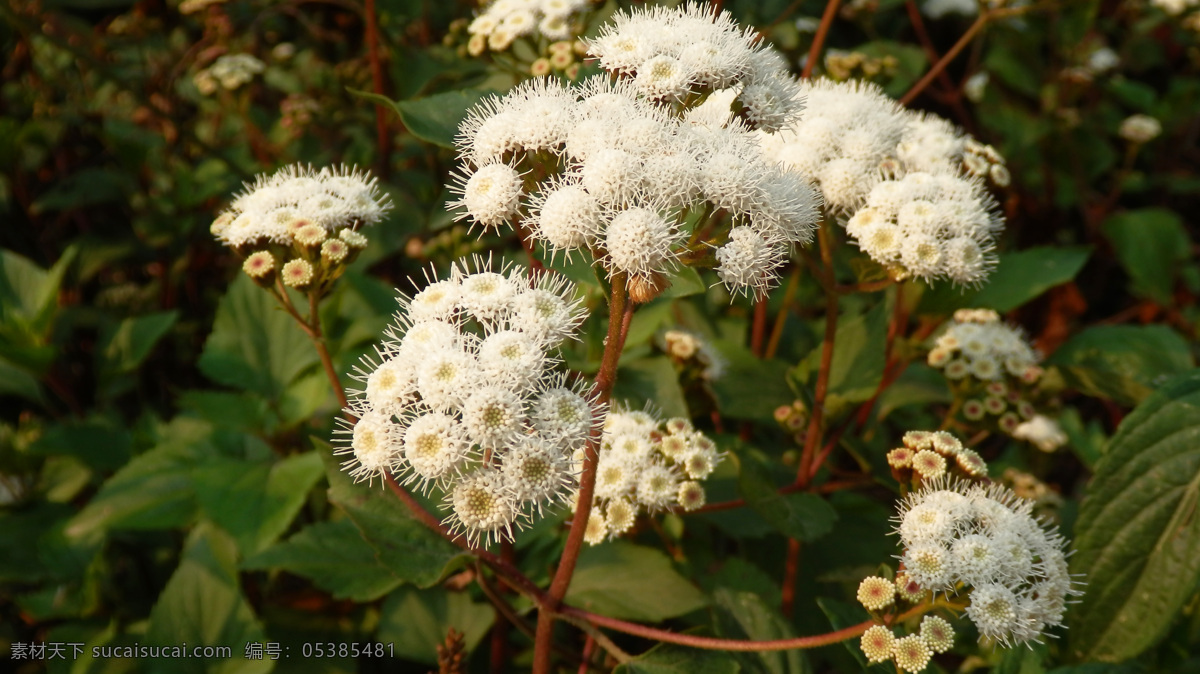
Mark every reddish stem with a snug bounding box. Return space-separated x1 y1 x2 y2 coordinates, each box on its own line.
363 0 391 179
801 0 842 79
900 13 988 106
559 603 935 652
533 275 631 674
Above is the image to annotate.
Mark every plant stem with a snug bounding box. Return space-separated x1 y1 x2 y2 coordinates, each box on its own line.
532 273 631 674
765 267 801 360
559 602 939 652
783 227 839 617
363 0 391 179
802 0 842 79
900 12 988 106
306 290 351 411
797 227 839 488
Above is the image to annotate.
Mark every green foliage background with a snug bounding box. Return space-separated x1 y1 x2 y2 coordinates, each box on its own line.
1 0 1199 672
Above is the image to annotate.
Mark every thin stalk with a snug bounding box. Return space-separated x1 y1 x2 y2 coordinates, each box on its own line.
364 0 391 179
900 13 988 106
796 227 839 488
532 274 631 674
307 291 350 410
559 602 940 652
801 0 842 79
781 539 802 618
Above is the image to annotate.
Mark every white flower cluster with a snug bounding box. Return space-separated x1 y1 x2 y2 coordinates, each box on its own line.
846 171 1001 285
212 164 390 249
579 410 722 544
759 79 1005 286
467 0 591 53
453 7 821 299
1012 415 1069 453
588 3 802 130
896 479 1080 647
928 309 1040 383
194 54 265 95
336 259 598 545
1118 114 1162 143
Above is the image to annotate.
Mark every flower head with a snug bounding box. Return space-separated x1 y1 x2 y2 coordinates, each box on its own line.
214 165 389 250
335 258 597 546
895 479 1081 646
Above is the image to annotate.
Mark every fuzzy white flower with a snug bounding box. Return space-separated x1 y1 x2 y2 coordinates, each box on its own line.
213 164 390 248
449 163 525 230
605 206 680 280
1013 415 1068 452
335 258 599 546
896 479 1081 647
715 226 786 299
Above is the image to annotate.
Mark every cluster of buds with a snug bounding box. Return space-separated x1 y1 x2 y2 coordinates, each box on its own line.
210 164 389 295
193 53 265 95
660 330 724 382
1002 468 1064 513
465 0 593 55
773 400 809 439
529 40 586 79
962 137 1011 187
579 410 723 544
859 611 955 673
823 50 899 82
927 309 1066 451
886 430 988 486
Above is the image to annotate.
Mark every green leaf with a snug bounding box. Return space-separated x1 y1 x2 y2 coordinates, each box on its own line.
661 267 707 299
198 275 319 399
615 644 741 674
244 518 403 602
195 452 324 555
29 417 131 471
917 247 1091 315
737 454 837 542
874 364 952 420
825 300 889 405
323 449 469 588
377 586 494 665
145 524 271 674
0 504 72 582
96 310 178 374
709 339 794 424
1048 325 1194 406
0 246 75 337
1102 208 1191 304
566 541 707 622
712 587 809 674
95 310 179 396
348 87 489 148
1069 369 1200 662
65 437 200 534
0 355 43 404
614 356 689 419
